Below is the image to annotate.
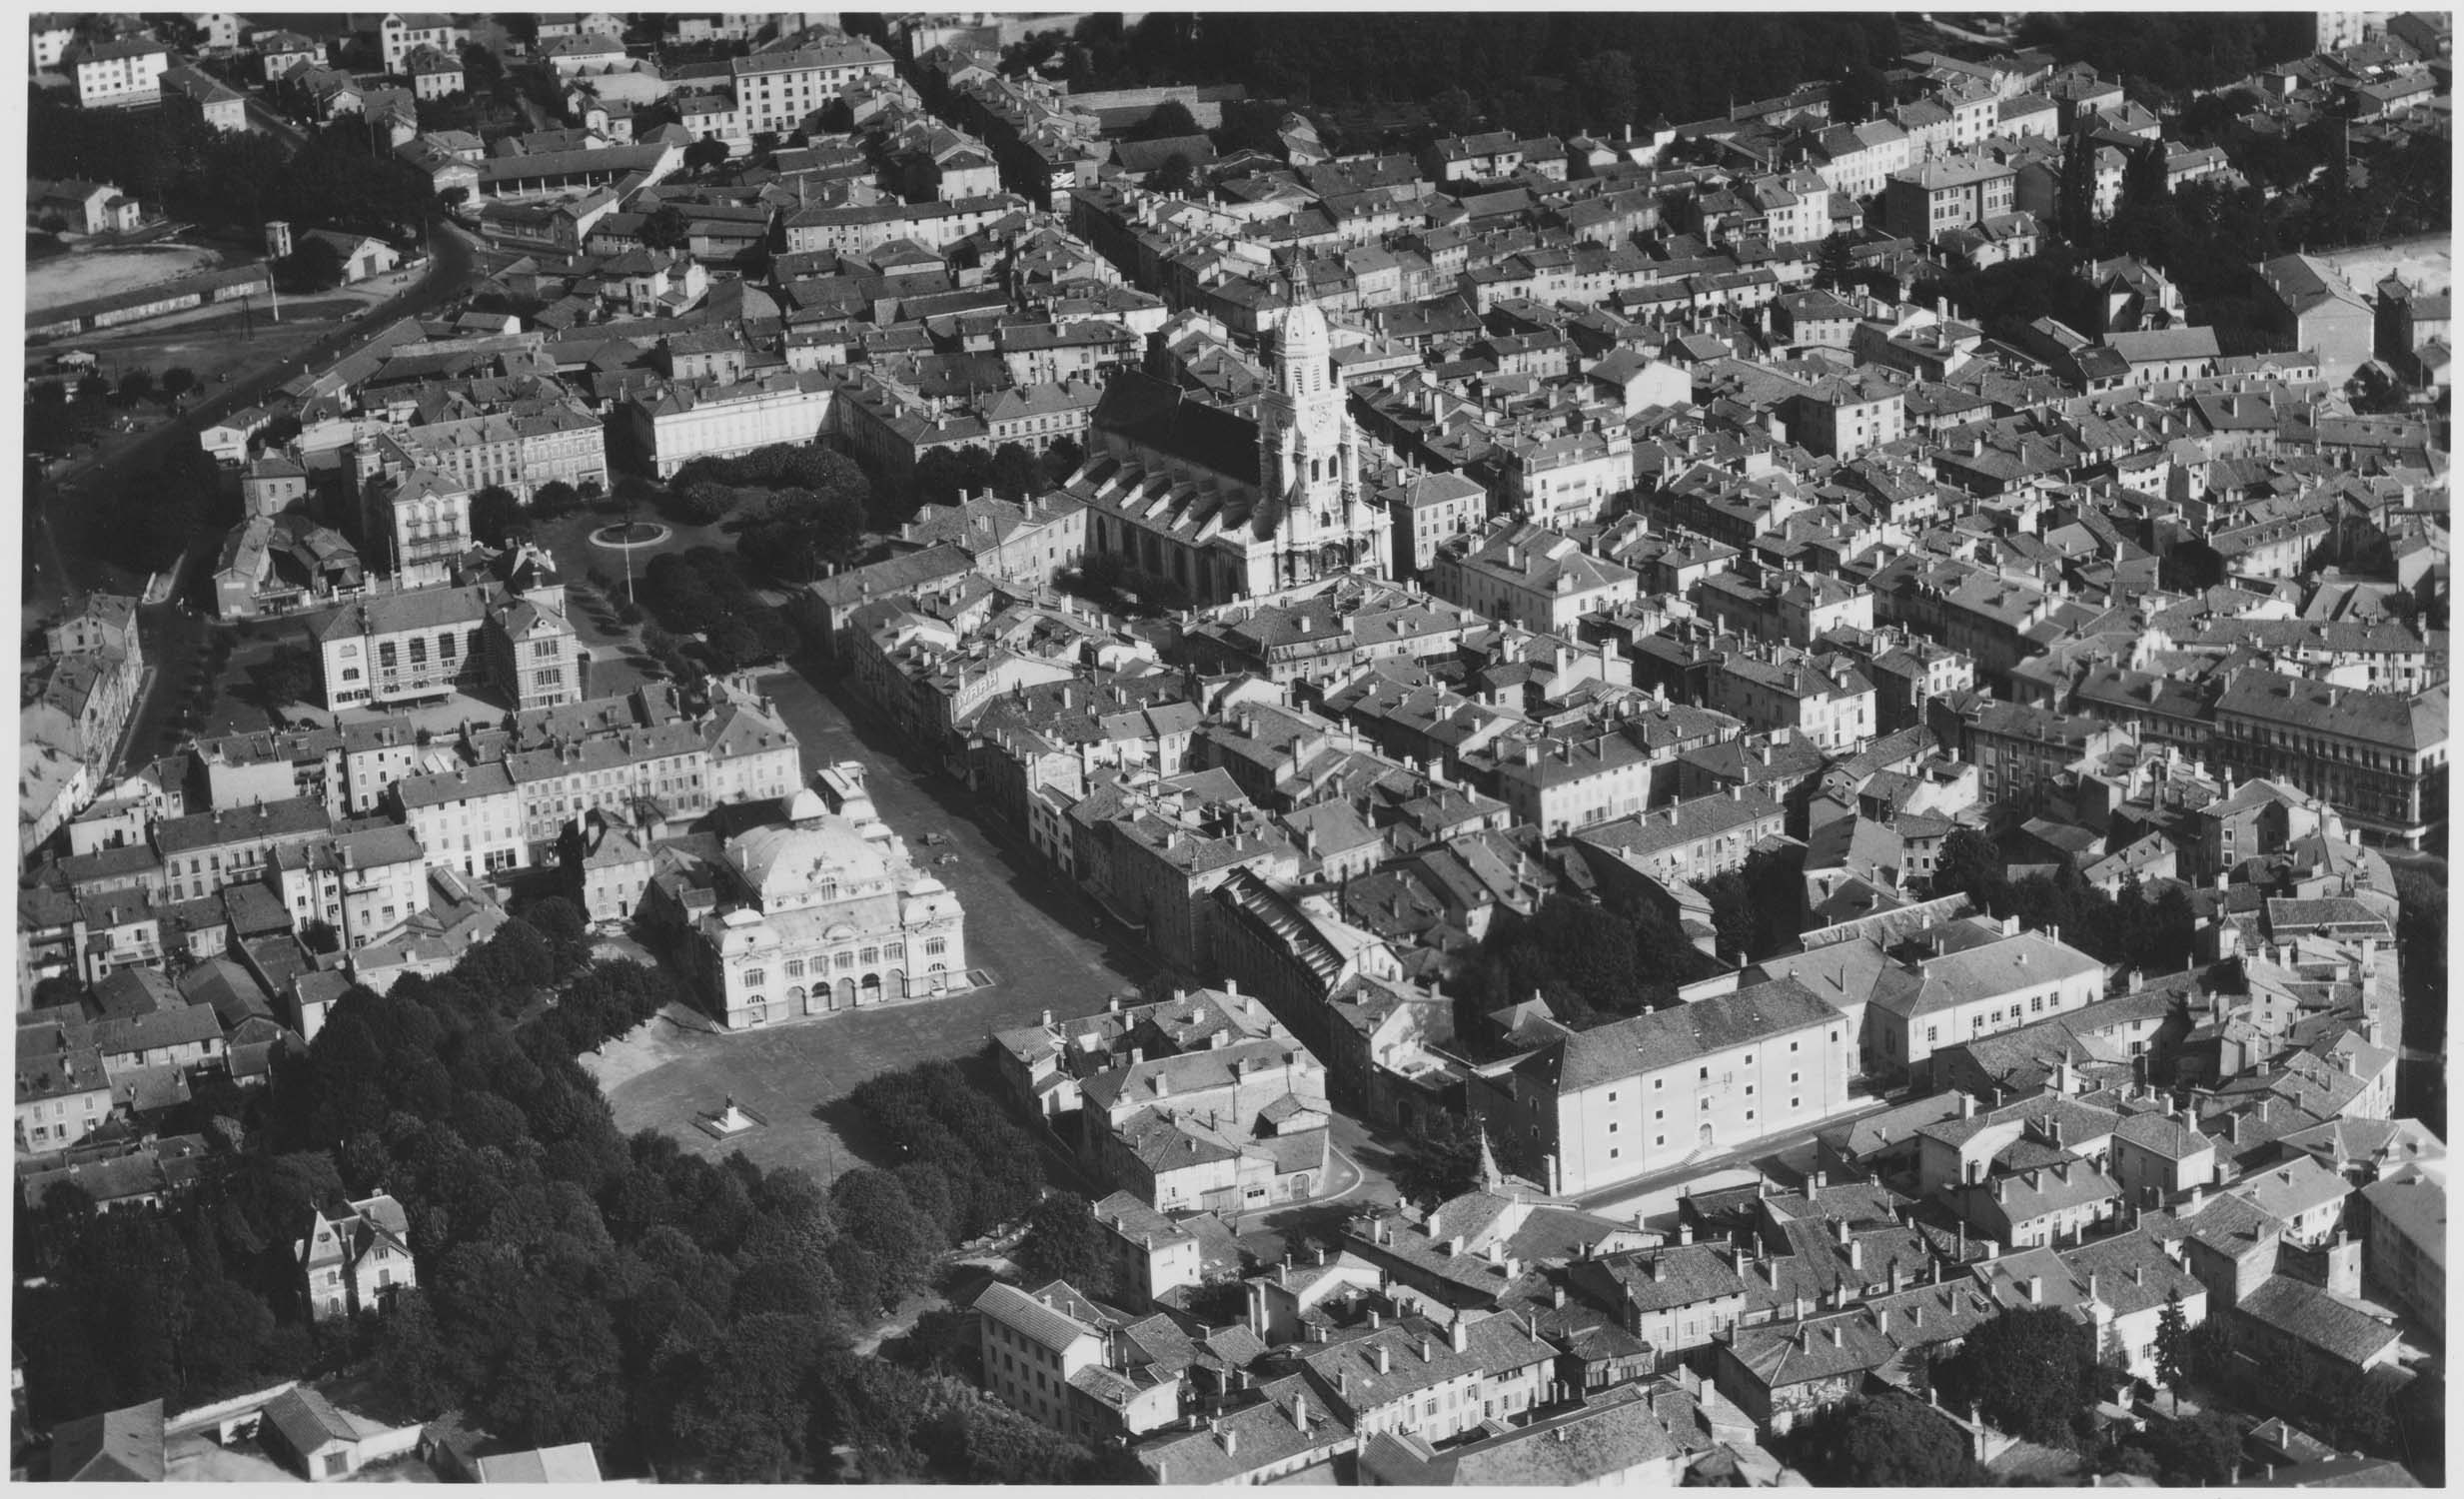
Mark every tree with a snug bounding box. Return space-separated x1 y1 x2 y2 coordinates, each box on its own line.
531 479 579 517
1933 1306 2091 1444
641 205 692 252
1698 844 1800 962
2153 1290 2190 1405
116 369 155 407
456 917 557 1002
278 235 346 292
1147 152 1198 196
1137 98 1203 140
826 1170 944 1313
1039 436 1084 487
2394 868 2446 1069
987 442 1043 500
160 367 197 399
1394 1110 1487 1211
671 480 736 525
682 137 730 172
703 615 766 673
1016 1192 1116 1296
1816 232 1854 292
1798 1392 1982 1486
2148 1409 2242 1484
1573 52 1638 133
261 643 320 707
912 447 995 510
738 488 864 584
1427 85 1481 136
521 896 595 979
1931 827 2004 905
471 485 523 548
1834 61 1893 125
1462 888 1717 1028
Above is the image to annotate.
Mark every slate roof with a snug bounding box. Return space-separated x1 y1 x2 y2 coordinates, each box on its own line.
973 1280 1103 1353
2236 1275 2400 1367
48 1399 165 1482
1135 1374 1348 1484
1359 1382 1680 1484
1523 976 1840 1092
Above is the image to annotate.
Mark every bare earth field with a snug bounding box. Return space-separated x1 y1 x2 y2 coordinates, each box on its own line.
2316 233 2452 295
26 243 223 311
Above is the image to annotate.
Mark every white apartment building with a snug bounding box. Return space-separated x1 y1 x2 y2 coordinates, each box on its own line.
65 36 169 107
393 761 527 877
271 825 429 951
621 371 836 478
729 37 895 136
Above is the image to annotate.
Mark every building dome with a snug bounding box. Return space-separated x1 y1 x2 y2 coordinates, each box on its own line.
729 821 890 907
784 787 828 824
1279 298 1330 370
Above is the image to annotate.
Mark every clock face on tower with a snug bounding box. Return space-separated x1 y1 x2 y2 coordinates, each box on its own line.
1296 390 1341 448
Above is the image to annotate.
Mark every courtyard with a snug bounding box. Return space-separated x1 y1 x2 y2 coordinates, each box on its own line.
585 661 1159 1182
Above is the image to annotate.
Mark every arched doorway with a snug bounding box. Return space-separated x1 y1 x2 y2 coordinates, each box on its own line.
889 969 908 1000
1290 1173 1312 1199
743 996 767 1026
859 972 882 1005
835 976 856 1009
928 962 947 994
792 985 814 1016
1697 1123 1714 1150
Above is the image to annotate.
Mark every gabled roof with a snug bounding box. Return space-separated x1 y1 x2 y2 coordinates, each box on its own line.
2236 1274 2400 1366
1527 976 1840 1093
48 1399 165 1482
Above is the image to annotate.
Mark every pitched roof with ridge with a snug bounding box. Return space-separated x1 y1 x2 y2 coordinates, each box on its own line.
1521 976 1840 1093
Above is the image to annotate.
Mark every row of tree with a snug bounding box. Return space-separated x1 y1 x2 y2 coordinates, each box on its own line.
969 12 1904 142
1450 888 1724 1046
284 929 1110 1479
637 549 800 676
29 98 434 246
81 445 230 578
1915 130 2451 360
911 438 1083 515
1931 830 2197 978
12 906 585 1428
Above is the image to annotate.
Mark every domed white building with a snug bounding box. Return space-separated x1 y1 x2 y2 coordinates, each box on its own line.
685 766 968 1027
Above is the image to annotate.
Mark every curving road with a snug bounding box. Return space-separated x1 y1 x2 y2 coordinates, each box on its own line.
39 220 489 774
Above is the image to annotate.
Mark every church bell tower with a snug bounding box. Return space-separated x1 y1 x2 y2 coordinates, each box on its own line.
1255 276 1383 584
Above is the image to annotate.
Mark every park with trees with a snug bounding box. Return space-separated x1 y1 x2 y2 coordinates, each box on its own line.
13 890 1140 1483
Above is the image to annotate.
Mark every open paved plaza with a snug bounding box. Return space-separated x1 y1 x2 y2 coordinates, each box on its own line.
586 659 1158 1181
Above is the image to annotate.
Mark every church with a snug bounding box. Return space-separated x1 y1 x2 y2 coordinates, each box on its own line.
1062 292 1397 605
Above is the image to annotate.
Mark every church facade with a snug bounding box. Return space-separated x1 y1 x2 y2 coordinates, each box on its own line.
1064 294 1396 605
